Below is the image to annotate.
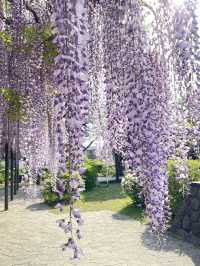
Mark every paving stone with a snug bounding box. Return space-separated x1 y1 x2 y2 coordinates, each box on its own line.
0 190 200 266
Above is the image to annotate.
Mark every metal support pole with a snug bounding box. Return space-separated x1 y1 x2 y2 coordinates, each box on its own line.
5 143 9 211
16 153 19 191
14 151 17 195
114 153 124 183
10 148 14 201
16 121 19 191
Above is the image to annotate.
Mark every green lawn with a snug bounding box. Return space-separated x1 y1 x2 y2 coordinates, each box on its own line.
52 183 146 222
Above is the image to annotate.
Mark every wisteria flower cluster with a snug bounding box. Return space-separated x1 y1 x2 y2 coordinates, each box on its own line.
52 0 89 259
55 169 85 259
1 0 200 257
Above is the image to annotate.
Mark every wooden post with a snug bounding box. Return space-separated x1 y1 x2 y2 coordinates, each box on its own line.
14 151 17 195
16 121 19 191
16 151 19 191
5 116 10 211
10 148 14 201
4 143 9 210
114 153 124 183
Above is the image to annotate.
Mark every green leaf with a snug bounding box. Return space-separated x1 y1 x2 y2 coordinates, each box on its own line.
0 87 24 121
0 31 12 46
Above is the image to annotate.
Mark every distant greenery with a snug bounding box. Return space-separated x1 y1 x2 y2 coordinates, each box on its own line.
0 87 23 121
122 160 200 219
52 183 146 222
168 160 200 217
40 159 200 220
42 171 70 205
98 164 115 177
43 159 115 204
83 159 115 191
83 160 99 191
121 172 144 207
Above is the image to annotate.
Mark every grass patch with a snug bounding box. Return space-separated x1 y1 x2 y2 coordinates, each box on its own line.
51 183 146 222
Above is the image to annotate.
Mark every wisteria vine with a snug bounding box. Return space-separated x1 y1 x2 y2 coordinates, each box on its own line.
0 0 200 259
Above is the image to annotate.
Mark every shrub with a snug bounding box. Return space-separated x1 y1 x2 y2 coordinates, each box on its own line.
188 160 200 181
168 160 185 217
82 159 116 190
42 159 100 203
40 168 50 181
42 172 70 205
168 160 200 217
121 160 200 218
91 160 104 173
99 164 115 177
121 172 144 206
83 160 98 191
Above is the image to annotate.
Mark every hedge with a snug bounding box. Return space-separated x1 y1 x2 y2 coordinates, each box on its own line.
168 160 200 216
122 160 200 218
83 160 99 191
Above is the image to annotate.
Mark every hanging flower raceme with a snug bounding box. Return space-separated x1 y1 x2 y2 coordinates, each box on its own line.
171 0 200 188
2 0 200 257
19 35 51 194
1 1 56 199
52 0 89 259
124 10 171 234
0 41 8 159
100 0 172 237
140 53 171 235
101 0 129 158
182 1 200 146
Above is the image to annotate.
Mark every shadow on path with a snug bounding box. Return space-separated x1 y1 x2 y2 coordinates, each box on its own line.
26 202 51 211
0 185 46 212
142 226 200 266
0 186 9 212
112 205 145 222
0 186 6 202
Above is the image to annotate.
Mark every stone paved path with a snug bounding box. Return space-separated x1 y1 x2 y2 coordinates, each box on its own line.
0 190 200 266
